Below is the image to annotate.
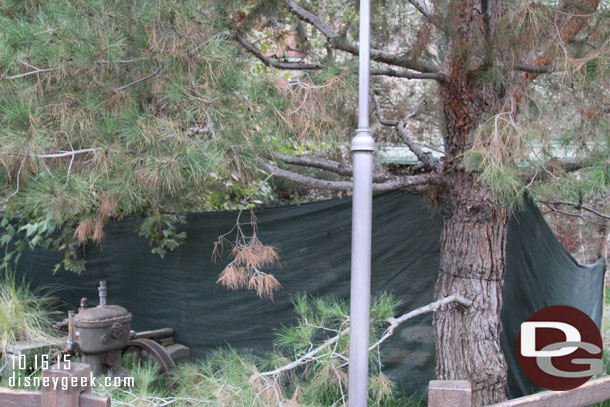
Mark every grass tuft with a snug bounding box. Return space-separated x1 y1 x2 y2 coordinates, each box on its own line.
0 270 56 361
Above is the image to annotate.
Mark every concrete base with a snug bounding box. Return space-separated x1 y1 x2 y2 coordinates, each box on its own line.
3 339 64 378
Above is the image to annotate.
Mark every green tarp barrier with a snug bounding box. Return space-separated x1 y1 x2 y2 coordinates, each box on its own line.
5 191 605 398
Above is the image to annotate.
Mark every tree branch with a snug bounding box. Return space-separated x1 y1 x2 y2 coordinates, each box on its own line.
521 157 587 182
538 200 610 220
397 101 444 172
372 94 443 172
336 39 440 74
520 0 600 81
2 57 161 81
272 152 388 182
539 201 604 225
258 294 471 378
369 294 472 351
115 65 162 90
279 0 439 73
279 0 337 39
261 327 349 378
514 62 554 74
371 67 442 80
407 0 435 20
233 31 440 80
372 93 399 126
257 161 439 192
1 148 99 159
3 66 58 80
234 33 324 70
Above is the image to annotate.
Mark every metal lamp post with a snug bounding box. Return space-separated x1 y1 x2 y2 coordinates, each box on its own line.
348 0 373 406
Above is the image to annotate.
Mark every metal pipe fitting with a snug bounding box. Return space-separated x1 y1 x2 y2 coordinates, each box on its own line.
98 281 107 306
67 310 75 351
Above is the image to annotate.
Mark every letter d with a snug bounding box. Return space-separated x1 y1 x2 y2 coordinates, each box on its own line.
521 321 581 357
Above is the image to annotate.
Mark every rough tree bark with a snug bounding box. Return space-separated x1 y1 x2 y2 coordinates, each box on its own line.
429 1 512 402
430 0 599 403
434 173 509 406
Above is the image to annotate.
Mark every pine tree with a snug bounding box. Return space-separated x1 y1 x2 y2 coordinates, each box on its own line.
212 0 609 404
0 0 311 270
1 1 608 405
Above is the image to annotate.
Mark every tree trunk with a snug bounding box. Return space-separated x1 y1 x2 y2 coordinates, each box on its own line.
434 172 509 406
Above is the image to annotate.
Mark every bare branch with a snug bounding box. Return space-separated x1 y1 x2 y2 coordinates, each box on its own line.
397 109 443 172
186 127 213 135
279 0 439 73
521 157 587 182
371 93 399 126
261 327 349 378
3 66 58 80
8 156 26 199
235 29 440 78
272 152 388 182
115 65 162 90
372 94 443 172
337 40 440 74
514 62 554 74
371 67 442 80
94 56 160 64
2 148 99 159
258 294 471 379
2 57 161 81
539 201 603 225
257 161 439 192
538 200 610 220
234 31 440 79
369 294 472 352
407 0 435 19
234 33 324 70
279 0 337 38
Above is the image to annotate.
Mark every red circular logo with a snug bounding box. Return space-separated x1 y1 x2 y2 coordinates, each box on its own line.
517 305 603 391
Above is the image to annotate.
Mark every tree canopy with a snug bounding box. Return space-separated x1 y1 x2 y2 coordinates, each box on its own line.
0 1 609 403
1 1 607 269
0 0 354 270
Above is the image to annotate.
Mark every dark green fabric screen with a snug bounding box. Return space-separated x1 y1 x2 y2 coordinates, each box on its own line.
7 192 605 398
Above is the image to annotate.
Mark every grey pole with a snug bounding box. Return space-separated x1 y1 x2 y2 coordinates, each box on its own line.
348 0 373 405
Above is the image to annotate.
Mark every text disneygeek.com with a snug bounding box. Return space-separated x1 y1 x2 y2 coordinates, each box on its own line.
7 355 134 389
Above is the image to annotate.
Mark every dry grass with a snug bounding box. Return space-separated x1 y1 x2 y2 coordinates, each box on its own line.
0 272 56 361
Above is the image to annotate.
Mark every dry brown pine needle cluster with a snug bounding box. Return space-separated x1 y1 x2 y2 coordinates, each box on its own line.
73 193 119 244
216 236 281 300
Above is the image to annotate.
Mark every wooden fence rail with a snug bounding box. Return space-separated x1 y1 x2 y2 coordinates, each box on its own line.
0 363 109 407
429 377 610 407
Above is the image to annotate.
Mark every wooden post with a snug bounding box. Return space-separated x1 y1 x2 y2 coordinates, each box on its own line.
0 388 41 407
41 362 92 407
429 380 472 407
0 388 109 407
486 375 610 407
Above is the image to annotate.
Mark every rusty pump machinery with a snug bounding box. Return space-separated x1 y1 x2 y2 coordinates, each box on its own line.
67 281 175 382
